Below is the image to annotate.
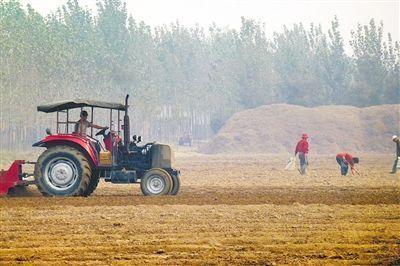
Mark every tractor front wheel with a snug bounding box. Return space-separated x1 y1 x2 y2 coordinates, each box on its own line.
34 146 92 196
140 169 172 196
170 172 180 195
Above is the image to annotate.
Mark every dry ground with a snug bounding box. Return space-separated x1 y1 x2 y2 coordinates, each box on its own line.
0 152 399 265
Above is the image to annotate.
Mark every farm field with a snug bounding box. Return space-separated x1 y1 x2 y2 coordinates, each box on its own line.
0 152 399 265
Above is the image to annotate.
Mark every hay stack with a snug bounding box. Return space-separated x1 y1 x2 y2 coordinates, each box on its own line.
201 104 399 154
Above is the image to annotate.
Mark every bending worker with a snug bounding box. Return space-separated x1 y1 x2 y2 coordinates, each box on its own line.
391 135 400 174
295 133 309 175
336 152 359 175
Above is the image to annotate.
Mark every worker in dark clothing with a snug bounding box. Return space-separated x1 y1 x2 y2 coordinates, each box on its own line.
295 133 309 175
336 153 359 175
391 135 400 174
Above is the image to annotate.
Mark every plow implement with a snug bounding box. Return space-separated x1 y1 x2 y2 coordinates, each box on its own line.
0 160 35 195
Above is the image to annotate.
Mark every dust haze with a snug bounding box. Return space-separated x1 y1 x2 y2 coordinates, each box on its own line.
0 0 399 265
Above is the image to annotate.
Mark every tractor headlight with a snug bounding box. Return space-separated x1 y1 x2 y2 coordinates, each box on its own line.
141 144 152 156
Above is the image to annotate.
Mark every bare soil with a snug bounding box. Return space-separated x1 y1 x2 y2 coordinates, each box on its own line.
0 153 399 265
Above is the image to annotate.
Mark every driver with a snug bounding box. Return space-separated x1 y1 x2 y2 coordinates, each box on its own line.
74 110 107 136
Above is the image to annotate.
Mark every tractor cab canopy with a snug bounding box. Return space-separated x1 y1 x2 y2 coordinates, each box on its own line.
37 99 126 113
37 98 128 137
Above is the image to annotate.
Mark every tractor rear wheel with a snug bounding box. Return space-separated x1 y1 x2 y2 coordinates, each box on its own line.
34 146 92 196
140 168 172 196
83 170 100 197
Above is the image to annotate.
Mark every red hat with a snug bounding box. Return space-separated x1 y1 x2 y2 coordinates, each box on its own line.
302 133 308 139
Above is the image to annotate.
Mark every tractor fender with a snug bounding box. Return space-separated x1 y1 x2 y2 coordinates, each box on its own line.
33 134 98 166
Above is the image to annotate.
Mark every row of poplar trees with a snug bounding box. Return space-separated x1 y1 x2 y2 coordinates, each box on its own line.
0 0 399 150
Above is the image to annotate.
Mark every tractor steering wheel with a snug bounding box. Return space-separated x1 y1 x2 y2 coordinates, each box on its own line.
95 127 109 136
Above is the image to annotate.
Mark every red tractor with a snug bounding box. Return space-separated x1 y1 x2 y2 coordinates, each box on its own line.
0 95 180 196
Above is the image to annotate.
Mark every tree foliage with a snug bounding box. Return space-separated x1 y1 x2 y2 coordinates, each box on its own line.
0 0 399 149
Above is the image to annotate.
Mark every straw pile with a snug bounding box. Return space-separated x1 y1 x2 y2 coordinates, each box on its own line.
201 104 399 154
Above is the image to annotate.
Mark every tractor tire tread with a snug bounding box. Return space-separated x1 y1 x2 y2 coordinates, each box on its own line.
83 171 100 197
156 168 180 195
170 173 181 195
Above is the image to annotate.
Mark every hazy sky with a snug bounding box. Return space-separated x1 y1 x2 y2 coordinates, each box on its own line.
20 0 399 44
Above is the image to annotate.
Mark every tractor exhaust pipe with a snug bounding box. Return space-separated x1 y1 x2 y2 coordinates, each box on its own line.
124 95 130 152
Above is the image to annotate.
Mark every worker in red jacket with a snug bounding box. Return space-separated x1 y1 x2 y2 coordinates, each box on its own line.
336 153 359 175
295 133 309 175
